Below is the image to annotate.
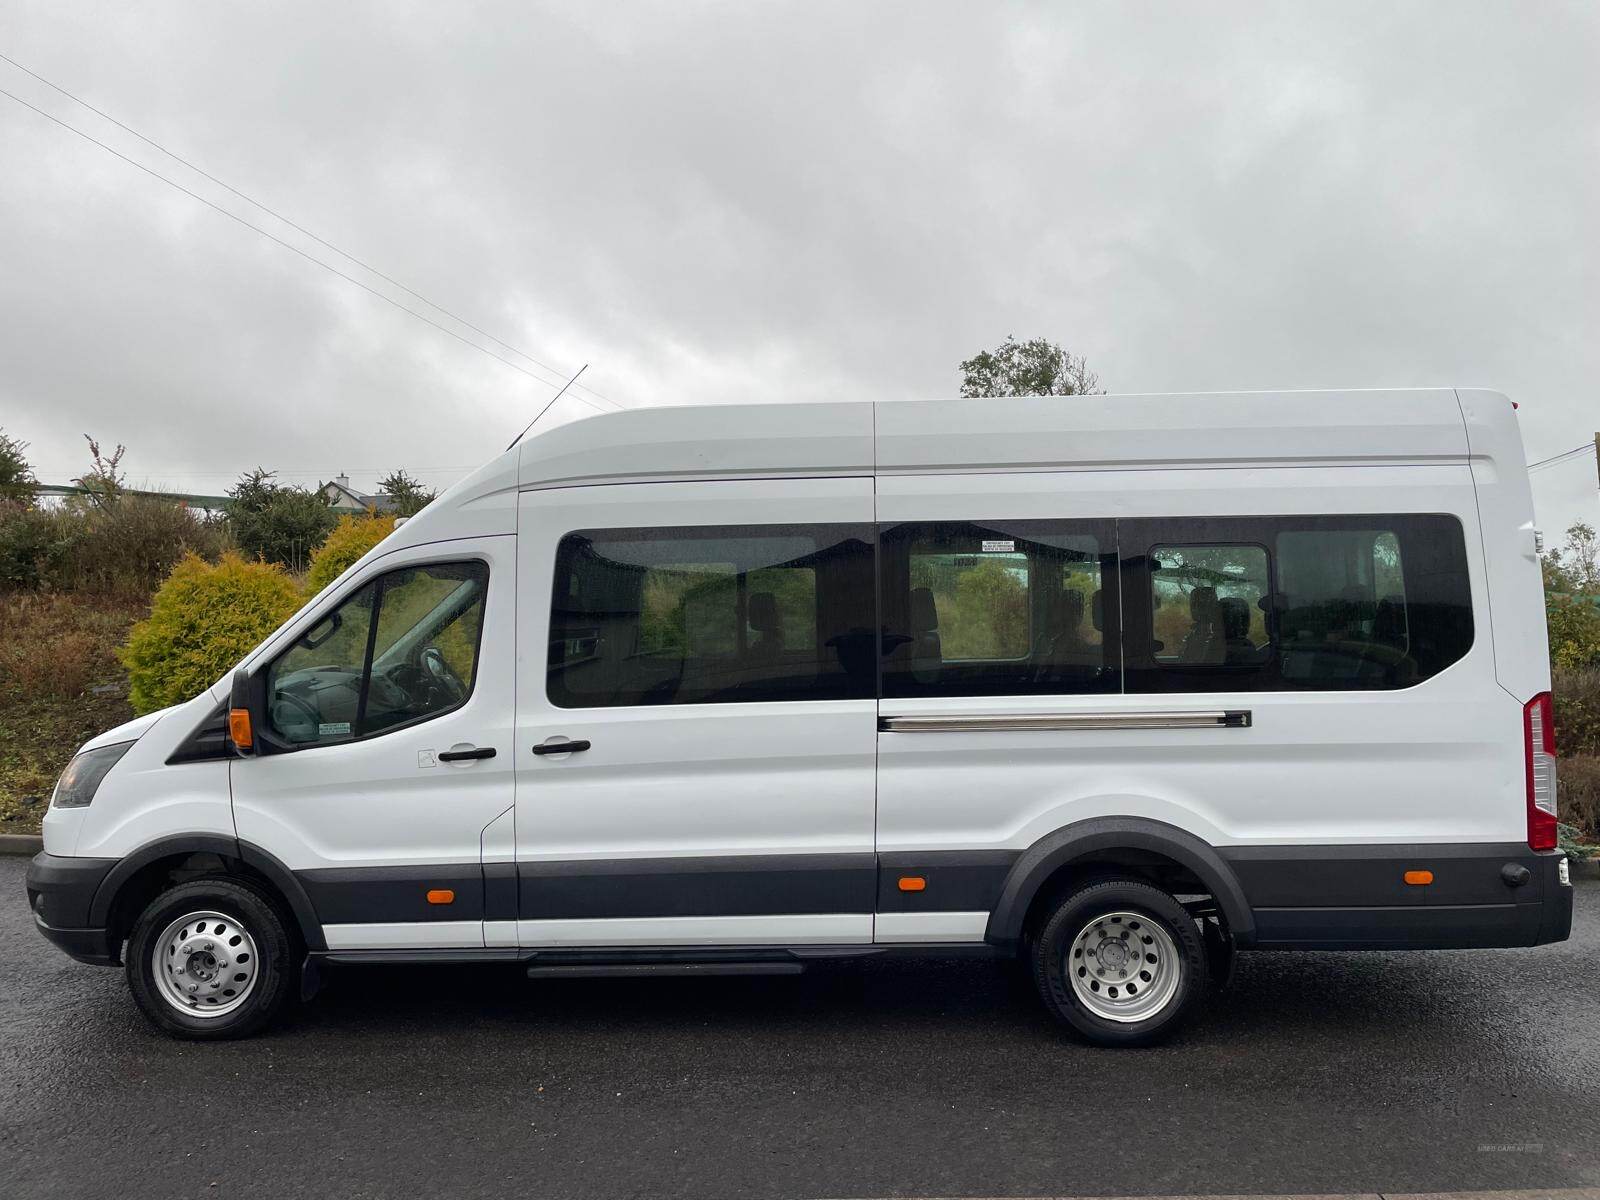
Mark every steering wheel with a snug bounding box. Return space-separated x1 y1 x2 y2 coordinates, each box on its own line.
269 687 325 742
420 647 467 703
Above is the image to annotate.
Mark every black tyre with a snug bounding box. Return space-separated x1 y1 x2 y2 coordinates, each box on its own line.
1031 876 1209 1047
125 878 296 1040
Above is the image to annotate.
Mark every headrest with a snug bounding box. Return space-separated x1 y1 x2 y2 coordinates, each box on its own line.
1091 588 1104 632
748 591 778 632
1062 589 1085 623
910 586 938 632
1218 595 1250 638
1189 586 1219 620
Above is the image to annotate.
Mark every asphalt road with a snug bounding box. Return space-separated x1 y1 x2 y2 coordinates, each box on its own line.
3 856 1599 1200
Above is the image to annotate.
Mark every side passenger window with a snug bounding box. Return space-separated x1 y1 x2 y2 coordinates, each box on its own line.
1151 545 1271 668
547 524 874 708
880 520 1119 698
1126 516 1472 692
266 561 489 745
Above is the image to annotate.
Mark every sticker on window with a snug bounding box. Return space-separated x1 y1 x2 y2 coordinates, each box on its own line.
981 539 1016 553
318 721 352 738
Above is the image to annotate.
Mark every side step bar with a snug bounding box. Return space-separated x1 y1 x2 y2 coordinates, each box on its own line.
527 961 805 979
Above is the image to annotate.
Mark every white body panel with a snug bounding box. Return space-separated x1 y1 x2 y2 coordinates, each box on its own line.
873 460 1518 853
229 535 518 948
513 479 878 946
46 691 233 859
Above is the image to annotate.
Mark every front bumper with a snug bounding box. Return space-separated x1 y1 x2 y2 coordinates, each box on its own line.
25 852 120 966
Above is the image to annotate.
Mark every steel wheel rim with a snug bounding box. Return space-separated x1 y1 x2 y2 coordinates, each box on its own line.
1066 909 1182 1023
151 910 260 1019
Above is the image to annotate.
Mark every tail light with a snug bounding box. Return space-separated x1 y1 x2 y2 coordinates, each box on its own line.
1524 692 1557 851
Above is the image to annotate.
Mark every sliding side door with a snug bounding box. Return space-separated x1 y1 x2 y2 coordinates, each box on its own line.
507 478 880 949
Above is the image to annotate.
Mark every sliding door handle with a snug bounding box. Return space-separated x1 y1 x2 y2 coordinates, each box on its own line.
438 746 496 762
531 738 591 756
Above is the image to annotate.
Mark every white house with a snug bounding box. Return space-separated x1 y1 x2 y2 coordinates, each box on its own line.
318 473 397 515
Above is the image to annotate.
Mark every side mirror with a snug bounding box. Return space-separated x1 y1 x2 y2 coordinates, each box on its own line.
228 669 260 756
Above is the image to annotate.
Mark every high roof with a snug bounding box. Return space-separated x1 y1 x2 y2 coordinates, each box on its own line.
514 387 1482 490
373 387 1517 559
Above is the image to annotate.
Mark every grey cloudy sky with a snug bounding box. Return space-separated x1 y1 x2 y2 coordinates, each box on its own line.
1 1 1596 536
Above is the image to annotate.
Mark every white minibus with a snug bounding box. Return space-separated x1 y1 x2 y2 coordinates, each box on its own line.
25 388 1571 1045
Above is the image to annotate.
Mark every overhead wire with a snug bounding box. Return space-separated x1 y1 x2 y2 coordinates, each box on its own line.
0 60 621 418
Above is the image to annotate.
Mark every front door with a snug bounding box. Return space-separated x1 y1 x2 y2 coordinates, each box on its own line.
510 478 879 949
232 536 518 950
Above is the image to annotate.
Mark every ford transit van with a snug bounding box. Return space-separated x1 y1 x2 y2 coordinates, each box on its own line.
25 388 1572 1045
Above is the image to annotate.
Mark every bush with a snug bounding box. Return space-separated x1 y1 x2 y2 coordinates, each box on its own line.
1548 592 1600 670
226 470 337 571
305 513 396 596
58 496 230 595
1558 756 1600 844
119 552 303 713
1554 666 1600 759
0 497 229 595
0 503 79 587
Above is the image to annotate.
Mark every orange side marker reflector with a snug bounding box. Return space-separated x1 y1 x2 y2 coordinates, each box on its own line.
426 889 455 905
1404 870 1434 886
898 876 927 892
228 707 253 749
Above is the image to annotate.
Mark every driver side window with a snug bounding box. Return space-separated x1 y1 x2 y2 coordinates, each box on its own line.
266 561 489 746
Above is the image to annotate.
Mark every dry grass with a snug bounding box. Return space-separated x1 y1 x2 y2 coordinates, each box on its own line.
0 590 141 833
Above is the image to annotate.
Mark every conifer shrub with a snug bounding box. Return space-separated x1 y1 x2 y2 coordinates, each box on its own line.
120 552 303 713
305 514 396 596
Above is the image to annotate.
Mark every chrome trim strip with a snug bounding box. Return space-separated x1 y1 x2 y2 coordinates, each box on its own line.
878 710 1252 733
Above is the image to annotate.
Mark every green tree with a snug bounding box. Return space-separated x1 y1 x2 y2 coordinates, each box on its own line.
0 428 35 503
1548 593 1600 670
958 336 1101 398
1547 523 1600 594
225 468 337 572
376 468 438 518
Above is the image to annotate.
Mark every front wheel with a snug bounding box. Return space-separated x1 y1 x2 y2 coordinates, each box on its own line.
126 879 295 1040
1032 877 1209 1047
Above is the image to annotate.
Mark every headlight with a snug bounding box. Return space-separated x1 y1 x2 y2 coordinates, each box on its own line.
52 741 134 809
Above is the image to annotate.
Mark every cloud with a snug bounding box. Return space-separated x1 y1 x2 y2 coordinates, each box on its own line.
0 0 1595 531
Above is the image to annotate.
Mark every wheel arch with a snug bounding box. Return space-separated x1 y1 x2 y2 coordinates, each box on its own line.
984 817 1255 950
89 834 326 954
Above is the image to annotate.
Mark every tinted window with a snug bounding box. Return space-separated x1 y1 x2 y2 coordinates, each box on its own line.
881 520 1118 698
266 561 489 745
547 524 874 707
1151 545 1270 668
1125 515 1472 692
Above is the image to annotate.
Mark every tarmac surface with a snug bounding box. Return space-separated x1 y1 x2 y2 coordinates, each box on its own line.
3 854 1598 1199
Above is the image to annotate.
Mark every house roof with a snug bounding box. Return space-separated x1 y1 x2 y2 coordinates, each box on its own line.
320 480 398 512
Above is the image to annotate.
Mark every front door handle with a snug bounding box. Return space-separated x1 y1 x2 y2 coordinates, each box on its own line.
531 739 591 756
438 746 496 762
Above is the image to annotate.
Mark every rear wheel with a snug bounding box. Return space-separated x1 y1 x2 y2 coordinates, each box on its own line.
126 879 295 1040
1032 876 1209 1046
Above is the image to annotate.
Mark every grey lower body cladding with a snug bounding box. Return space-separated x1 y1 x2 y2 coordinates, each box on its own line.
295 842 1572 952
1220 842 1571 949
27 839 1573 969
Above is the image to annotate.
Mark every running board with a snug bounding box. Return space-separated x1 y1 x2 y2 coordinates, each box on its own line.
527 961 805 979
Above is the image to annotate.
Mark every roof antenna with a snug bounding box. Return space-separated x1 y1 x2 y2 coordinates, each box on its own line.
506 363 590 451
